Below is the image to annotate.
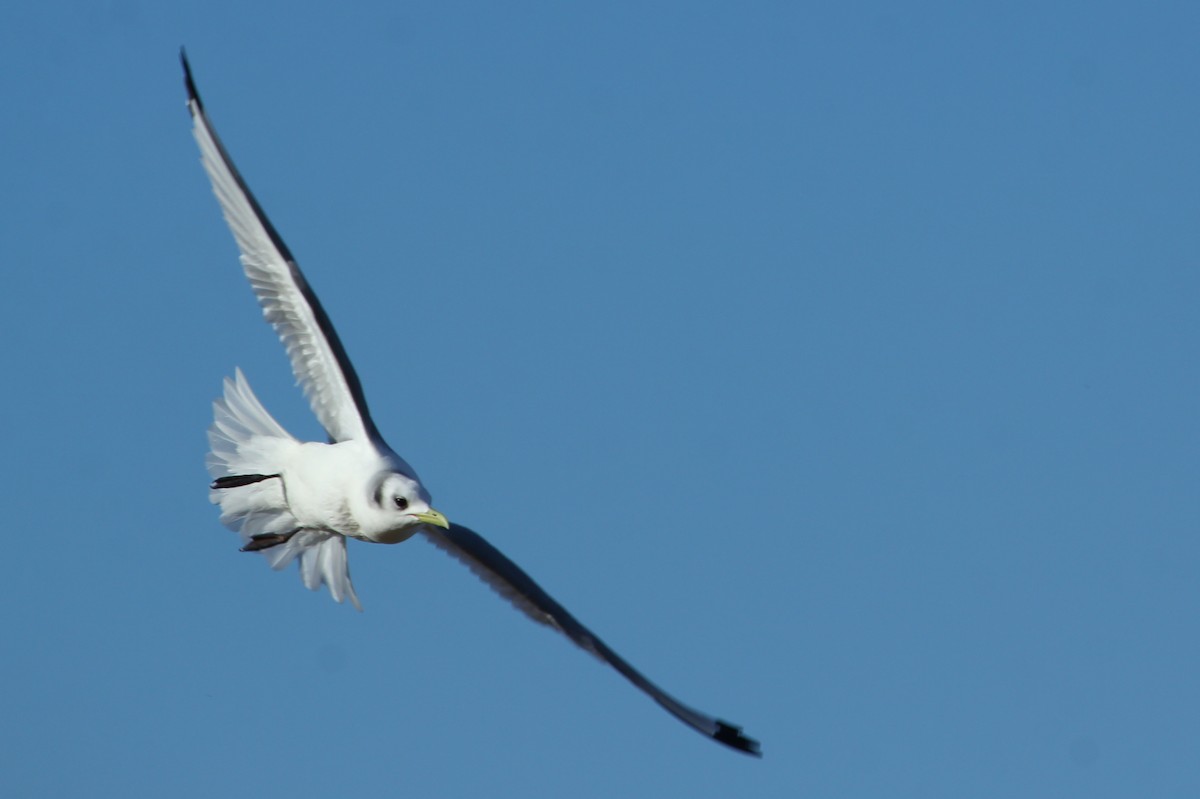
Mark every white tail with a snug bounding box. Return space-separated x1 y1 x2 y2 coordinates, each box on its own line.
207 369 361 610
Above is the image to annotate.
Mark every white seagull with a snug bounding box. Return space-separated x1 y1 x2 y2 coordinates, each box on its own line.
182 51 759 757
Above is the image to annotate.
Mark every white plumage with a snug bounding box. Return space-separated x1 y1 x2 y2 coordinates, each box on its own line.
183 50 759 756
207 369 362 608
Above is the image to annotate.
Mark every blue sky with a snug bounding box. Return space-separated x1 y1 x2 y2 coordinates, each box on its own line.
2 1 1198 796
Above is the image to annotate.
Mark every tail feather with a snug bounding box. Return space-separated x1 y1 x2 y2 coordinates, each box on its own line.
266 528 362 611
206 370 361 609
207 368 296 479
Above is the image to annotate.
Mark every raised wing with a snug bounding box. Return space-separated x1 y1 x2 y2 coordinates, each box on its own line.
421 523 761 756
183 51 381 445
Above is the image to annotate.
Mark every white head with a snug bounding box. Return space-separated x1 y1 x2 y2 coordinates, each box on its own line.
364 472 450 543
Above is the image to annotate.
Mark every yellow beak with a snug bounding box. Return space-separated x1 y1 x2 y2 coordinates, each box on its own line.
411 508 450 529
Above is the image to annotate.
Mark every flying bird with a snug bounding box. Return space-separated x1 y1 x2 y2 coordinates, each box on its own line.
182 50 759 757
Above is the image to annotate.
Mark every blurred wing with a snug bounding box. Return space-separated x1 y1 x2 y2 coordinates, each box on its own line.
421 523 761 756
182 51 380 445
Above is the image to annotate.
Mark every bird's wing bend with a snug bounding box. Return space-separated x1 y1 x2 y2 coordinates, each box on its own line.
421 523 761 756
182 51 381 445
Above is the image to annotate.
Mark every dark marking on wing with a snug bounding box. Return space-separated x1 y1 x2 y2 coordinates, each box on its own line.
422 523 761 756
181 49 381 444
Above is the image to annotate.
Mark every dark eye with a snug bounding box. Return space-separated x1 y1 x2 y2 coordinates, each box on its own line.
393 496 409 511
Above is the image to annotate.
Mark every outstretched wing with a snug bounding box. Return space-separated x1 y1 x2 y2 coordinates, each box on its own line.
421 523 761 756
182 51 381 445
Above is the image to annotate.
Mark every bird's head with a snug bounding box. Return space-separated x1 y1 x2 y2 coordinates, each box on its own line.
365 472 450 543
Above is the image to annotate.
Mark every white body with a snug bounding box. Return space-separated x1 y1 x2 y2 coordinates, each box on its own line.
184 51 758 755
206 369 436 609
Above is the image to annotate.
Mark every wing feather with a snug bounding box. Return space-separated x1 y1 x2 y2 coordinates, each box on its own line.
421 523 760 756
183 51 380 445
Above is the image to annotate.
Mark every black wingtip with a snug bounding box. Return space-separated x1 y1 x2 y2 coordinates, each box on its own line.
180 47 202 110
713 721 762 757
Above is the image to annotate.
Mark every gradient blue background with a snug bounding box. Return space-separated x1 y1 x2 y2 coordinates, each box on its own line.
2 2 1197 796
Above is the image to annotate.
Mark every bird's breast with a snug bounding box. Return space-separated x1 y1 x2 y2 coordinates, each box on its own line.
282 441 371 535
